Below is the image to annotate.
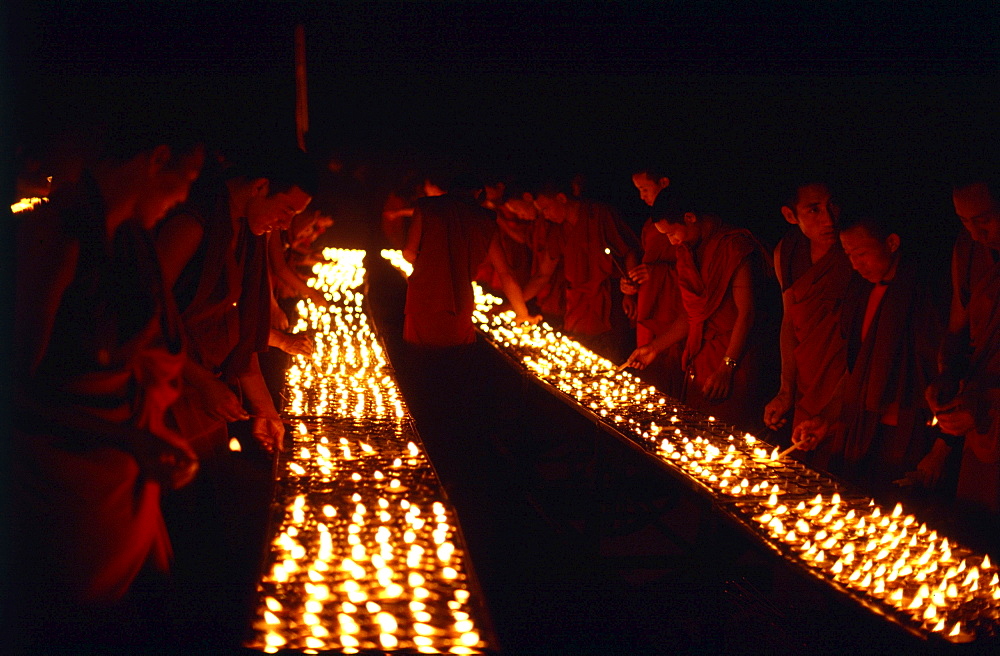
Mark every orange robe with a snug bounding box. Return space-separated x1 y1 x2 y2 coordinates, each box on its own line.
675 221 779 431
776 229 853 427
951 233 1000 512
550 199 638 337
404 194 497 347
12 176 189 609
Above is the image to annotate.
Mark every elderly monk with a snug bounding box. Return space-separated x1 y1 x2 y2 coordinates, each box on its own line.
403 174 537 348
156 149 316 456
794 208 948 498
621 166 684 397
625 186 779 433
763 181 853 436
928 179 1000 515
12 115 204 647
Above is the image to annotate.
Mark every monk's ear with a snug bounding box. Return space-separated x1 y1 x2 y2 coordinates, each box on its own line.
659 177 670 188
250 177 270 198
780 206 798 225
886 233 901 253
683 212 698 225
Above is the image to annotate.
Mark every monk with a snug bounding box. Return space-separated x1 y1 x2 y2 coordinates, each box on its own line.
156 149 316 456
794 209 948 498
927 180 1000 516
622 166 684 397
763 181 853 437
11 117 204 647
403 174 537 348
529 181 640 359
624 186 779 433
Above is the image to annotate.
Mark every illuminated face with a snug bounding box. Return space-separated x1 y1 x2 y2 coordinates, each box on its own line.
654 217 696 246
533 193 568 224
953 183 1000 250
502 198 537 221
785 183 839 244
134 146 205 229
840 225 898 283
631 172 669 207
247 185 312 236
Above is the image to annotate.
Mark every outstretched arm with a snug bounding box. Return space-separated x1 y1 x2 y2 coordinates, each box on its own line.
488 235 539 323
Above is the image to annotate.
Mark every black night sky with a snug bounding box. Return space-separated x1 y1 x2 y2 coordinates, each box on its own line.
7 1 1000 243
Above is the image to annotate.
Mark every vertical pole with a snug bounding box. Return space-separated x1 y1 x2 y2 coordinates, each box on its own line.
294 24 309 152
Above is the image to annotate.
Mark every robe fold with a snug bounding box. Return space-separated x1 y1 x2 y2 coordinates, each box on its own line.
635 218 684 397
551 200 638 337
835 255 944 491
404 194 497 347
13 175 188 605
777 229 853 426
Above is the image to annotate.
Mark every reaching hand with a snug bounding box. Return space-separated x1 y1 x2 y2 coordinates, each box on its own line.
912 440 951 488
702 365 734 401
628 263 651 285
276 331 315 357
763 389 793 430
251 415 284 454
622 344 659 370
197 377 249 423
622 294 638 321
513 312 542 325
620 277 639 295
791 416 830 452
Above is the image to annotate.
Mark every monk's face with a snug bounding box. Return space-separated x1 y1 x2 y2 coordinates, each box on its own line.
534 193 568 224
953 183 1000 251
785 183 838 244
134 145 205 229
632 172 669 207
654 215 697 246
246 184 312 236
840 225 899 283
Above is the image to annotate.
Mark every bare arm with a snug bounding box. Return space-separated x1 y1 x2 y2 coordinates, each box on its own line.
267 231 327 306
726 261 756 363
487 235 538 322
236 352 283 453
522 251 558 302
623 315 688 369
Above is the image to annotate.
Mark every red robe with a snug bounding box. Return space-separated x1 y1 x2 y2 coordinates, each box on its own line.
776 229 853 427
675 221 778 431
12 176 189 607
951 233 1000 512
529 217 567 318
163 181 271 453
833 255 945 492
404 194 497 347
550 199 638 337
636 218 684 397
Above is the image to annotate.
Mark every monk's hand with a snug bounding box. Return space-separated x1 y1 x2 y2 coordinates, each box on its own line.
620 277 639 295
251 415 284 454
702 365 734 401
934 399 976 436
513 312 542 325
199 378 250 423
764 389 793 430
276 331 315 357
791 416 829 452
628 263 651 285
622 294 638 320
913 439 951 488
308 288 330 308
622 345 658 371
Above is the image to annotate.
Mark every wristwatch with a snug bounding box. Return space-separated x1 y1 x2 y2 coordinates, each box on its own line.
722 356 738 370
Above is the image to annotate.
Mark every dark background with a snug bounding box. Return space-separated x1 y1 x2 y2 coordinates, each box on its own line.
7 0 999 243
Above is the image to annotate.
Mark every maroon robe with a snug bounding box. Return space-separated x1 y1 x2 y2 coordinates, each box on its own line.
636 217 684 397
404 194 497 347
12 176 189 607
530 217 567 318
833 255 945 493
675 220 778 431
549 199 638 337
162 181 271 452
776 229 853 426
951 233 1000 512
